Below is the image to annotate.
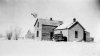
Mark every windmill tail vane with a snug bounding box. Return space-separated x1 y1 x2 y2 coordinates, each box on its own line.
31 13 38 18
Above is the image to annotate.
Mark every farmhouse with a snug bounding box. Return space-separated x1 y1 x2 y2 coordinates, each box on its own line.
34 18 63 40
34 18 93 42
54 18 93 42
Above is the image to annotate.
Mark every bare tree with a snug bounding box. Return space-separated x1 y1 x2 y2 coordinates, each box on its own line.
6 27 22 40
13 28 22 40
6 32 13 40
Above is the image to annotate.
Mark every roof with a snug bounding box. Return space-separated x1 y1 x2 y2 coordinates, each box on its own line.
55 21 85 30
34 18 63 26
55 22 70 30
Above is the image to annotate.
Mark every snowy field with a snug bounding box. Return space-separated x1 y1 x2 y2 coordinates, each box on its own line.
0 40 100 56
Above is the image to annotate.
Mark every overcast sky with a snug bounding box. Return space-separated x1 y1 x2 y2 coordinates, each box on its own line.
0 0 100 42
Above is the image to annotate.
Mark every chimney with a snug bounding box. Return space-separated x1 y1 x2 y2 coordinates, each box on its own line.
50 17 53 21
73 18 76 22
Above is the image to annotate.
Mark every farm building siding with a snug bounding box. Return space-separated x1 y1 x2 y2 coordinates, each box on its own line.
34 21 42 40
68 23 84 42
42 25 57 40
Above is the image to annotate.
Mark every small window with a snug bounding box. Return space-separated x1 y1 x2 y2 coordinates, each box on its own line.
37 31 39 37
60 31 62 34
75 31 78 38
37 22 39 27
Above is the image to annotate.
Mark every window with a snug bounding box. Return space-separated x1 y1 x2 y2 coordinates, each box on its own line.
60 31 62 34
37 22 39 27
75 31 78 38
37 31 39 37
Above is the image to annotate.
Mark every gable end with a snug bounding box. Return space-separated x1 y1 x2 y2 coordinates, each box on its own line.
69 21 85 30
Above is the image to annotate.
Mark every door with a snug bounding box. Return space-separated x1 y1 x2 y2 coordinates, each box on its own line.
84 31 86 41
50 32 54 40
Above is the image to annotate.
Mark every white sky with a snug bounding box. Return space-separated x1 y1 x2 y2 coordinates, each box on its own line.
0 0 100 42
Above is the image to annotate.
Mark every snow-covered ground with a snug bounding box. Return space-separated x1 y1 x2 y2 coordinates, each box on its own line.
0 40 99 56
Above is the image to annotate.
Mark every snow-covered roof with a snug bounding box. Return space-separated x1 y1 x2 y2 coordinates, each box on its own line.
55 21 76 29
55 21 85 30
34 18 63 26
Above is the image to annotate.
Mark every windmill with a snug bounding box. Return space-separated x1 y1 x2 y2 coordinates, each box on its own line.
31 13 38 18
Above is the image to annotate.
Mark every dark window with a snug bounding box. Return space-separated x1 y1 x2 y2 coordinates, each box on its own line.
37 22 39 27
60 31 62 34
37 31 39 37
75 31 78 38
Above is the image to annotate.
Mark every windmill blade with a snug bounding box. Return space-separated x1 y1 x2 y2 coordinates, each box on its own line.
31 13 37 18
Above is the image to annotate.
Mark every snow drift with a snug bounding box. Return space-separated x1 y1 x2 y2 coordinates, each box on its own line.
0 40 99 56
